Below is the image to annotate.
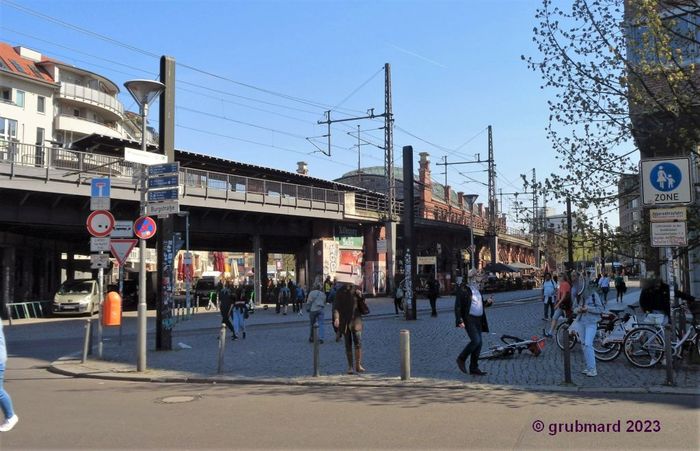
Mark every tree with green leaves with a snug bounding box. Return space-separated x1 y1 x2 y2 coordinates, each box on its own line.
522 0 699 273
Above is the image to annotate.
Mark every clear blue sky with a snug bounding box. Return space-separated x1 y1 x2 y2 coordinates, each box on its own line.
2 0 559 227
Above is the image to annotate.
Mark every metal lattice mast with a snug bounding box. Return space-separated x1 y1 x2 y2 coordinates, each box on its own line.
384 63 394 218
487 125 498 265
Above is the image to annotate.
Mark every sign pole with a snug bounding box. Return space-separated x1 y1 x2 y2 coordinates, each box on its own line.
97 251 104 359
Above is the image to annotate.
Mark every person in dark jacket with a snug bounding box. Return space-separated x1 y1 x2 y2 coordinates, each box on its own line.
639 278 670 317
454 269 494 376
333 283 365 374
218 281 236 339
427 274 439 317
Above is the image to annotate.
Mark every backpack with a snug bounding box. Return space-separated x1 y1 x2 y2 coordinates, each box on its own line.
282 288 290 301
296 287 305 300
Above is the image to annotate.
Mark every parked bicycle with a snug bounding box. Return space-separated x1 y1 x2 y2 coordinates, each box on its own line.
590 303 642 362
623 301 700 368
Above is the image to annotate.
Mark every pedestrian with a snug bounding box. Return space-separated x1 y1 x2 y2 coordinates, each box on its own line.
576 279 604 377
427 274 439 317
305 283 326 343
277 281 290 315
544 273 572 337
614 272 626 303
639 277 670 321
598 273 610 306
218 281 236 339
333 282 365 374
295 284 306 316
323 276 333 299
454 268 494 376
0 320 18 432
232 286 247 340
542 272 557 320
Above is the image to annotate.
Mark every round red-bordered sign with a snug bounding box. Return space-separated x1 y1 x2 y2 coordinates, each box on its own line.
86 210 115 237
134 216 157 240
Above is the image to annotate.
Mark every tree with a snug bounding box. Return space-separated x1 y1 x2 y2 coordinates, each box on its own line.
522 0 700 271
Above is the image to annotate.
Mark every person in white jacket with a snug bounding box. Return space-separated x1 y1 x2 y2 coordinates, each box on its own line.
576 280 604 377
305 283 327 343
0 321 18 432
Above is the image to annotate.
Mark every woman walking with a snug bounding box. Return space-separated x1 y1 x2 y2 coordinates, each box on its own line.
0 320 19 432
576 279 604 377
232 286 247 340
333 283 365 374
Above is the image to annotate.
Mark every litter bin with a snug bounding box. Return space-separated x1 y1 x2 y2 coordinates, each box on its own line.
102 291 122 326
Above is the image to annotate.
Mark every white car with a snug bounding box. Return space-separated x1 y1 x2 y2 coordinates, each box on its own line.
52 279 100 315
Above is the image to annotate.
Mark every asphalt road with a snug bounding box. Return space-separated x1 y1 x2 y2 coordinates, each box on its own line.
0 356 698 450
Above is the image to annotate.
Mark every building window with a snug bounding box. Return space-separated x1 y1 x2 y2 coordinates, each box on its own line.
1 88 10 103
9 60 26 74
0 58 8 71
37 96 45 113
36 127 44 146
0 117 18 140
15 90 24 107
73 108 80 117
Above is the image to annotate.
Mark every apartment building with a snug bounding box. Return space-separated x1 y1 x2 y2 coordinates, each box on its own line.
0 42 150 153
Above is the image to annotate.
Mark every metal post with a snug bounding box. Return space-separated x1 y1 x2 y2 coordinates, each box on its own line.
312 323 320 377
119 265 123 345
400 329 411 380
82 318 91 363
664 322 675 386
664 246 675 386
137 105 148 372
217 323 227 374
563 324 572 384
97 255 104 358
184 212 191 318
566 196 574 271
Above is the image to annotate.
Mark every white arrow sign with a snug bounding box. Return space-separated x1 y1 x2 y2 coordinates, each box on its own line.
110 239 138 266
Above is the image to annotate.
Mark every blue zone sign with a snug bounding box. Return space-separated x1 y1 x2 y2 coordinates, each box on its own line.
640 158 693 206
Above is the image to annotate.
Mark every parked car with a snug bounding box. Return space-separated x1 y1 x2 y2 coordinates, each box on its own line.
52 279 100 315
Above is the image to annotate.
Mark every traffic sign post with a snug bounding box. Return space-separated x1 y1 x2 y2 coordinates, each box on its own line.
134 216 157 240
110 239 138 266
90 178 111 211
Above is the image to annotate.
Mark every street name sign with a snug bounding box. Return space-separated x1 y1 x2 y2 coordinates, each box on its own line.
86 210 115 237
124 147 167 166
148 162 179 177
90 237 110 252
651 222 687 247
640 157 693 206
649 207 686 223
148 201 179 216
148 175 179 189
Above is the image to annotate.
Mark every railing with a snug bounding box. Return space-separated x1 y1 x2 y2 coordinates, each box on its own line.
0 140 349 214
56 113 118 131
59 82 124 117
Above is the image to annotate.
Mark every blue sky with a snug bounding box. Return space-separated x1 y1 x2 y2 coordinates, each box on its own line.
2 0 558 226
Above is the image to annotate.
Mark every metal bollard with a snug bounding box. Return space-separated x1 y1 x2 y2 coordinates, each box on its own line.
563 324 572 384
664 323 674 386
88 318 94 356
217 323 227 374
313 323 320 377
82 318 92 363
400 329 411 380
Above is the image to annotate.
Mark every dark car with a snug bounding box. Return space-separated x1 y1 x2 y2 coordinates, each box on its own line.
194 279 218 307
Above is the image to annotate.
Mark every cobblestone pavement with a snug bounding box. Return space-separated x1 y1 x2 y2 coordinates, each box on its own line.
51 288 699 393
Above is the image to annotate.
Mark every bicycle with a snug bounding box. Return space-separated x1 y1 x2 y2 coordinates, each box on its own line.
204 291 219 311
623 301 700 368
480 335 545 359
590 303 642 362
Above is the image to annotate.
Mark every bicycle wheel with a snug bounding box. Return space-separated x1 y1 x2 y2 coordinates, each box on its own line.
593 324 622 362
555 321 577 350
623 326 664 368
501 335 526 346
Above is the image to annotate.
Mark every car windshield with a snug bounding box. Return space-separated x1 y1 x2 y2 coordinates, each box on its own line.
58 281 94 295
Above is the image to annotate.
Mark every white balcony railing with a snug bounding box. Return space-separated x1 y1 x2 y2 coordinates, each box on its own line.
59 82 124 118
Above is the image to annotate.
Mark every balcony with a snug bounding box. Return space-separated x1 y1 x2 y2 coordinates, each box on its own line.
58 82 124 120
55 114 122 139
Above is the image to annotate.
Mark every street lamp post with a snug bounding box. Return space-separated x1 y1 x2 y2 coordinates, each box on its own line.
124 79 165 372
465 194 479 271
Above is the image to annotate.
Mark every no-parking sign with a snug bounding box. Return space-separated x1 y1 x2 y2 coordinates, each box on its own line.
134 216 157 240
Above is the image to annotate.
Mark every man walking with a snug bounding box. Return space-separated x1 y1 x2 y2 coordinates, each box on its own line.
455 269 493 376
305 283 326 343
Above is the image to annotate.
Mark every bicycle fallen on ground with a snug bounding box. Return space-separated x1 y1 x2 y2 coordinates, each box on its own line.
480 335 546 359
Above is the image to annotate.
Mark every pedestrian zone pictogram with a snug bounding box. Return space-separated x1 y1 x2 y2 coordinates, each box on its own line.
649 162 682 192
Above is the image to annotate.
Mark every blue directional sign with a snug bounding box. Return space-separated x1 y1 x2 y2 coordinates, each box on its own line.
91 178 111 198
148 162 179 177
148 188 179 202
148 175 179 189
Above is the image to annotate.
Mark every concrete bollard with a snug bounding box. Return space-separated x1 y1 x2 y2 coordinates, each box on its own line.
400 329 410 380
82 318 92 363
313 323 320 377
217 323 227 374
664 323 674 386
563 324 572 384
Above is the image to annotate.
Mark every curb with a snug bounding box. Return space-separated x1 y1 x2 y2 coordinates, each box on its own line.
48 360 700 396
